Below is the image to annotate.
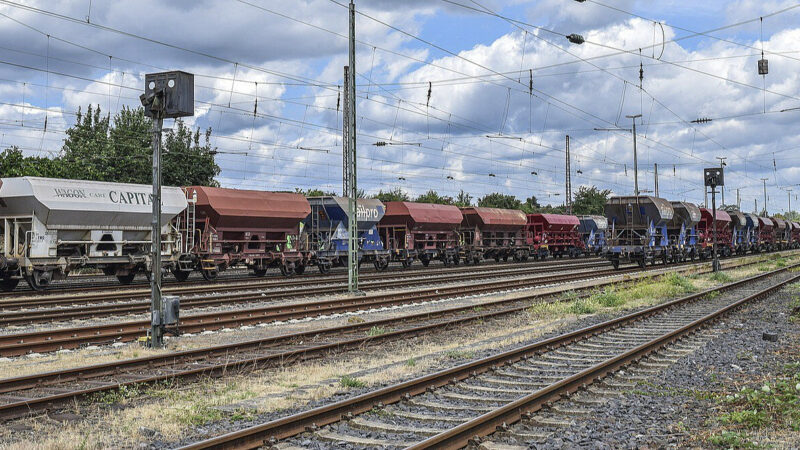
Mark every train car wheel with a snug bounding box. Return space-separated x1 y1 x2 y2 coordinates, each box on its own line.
317 264 331 274
253 269 268 277
637 257 646 269
0 277 19 291
279 264 295 277
173 270 191 282
24 270 51 291
420 258 430 267
202 268 219 281
611 259 620 270
373 258 389 271
102 267 116 276
294 265 306 275
116 273 136 285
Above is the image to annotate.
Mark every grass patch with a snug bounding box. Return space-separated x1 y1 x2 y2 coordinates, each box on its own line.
756 263 772 272
719 376 800 431
665 273 697 293
719 409 769 428
405 357 417 367
568 298 598 315
347 316 365 324
445 349 475 359
526 301 569 320
708 431 761 448
173 403 224 426
709 271 733 283
366 326 387 336
706 365 800 447
339 375 366 388
91 384 142 404
592 288 624 307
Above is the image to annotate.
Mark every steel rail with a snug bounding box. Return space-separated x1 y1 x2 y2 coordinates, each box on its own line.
0 266 632 356
0 260 604 311
0 256 769 356
177 266 800 450
2 257 605 298
0 259 756 420
0 261 606 324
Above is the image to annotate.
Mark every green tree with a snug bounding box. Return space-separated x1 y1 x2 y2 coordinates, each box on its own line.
60 104 112 180
415 189 454 205
0 147 62 177
375 187 410 202
572 186 611 215
537 204 566 214
162 119 220 187
454 190 472 207
108 106 152 184
477 192 523 210
295 188 339 197
521 195 540 214
0 105 220 187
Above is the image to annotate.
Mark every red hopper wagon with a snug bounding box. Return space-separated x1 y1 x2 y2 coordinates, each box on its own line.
756 216 776 252
698 208 733 258
525 213 583 259
460 207 528 264
378 201 463 267
178 186 311 279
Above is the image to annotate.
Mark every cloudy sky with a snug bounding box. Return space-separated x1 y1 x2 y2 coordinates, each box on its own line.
1 0 799 213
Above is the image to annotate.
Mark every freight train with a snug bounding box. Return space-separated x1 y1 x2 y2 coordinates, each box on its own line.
1 177 797 290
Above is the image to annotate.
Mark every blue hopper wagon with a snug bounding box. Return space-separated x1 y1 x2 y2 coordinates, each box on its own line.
578 215 607 256
306 196 390 273
604 196 674 269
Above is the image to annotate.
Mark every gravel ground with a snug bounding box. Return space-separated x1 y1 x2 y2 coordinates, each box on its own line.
488 279 800 449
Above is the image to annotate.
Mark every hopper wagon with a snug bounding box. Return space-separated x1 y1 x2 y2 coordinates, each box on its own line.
378 201 462 267
0 176 187 290
773 217 790 249
666 201 701 262
744 213 761 251
459 207 528 264
756 216 776 252
604 196 674 268
525 213 582 259
728 210 752 254
305 196 389 273
791 222 800 248
578 215 607 256
698 208 733 258
179 186 310 279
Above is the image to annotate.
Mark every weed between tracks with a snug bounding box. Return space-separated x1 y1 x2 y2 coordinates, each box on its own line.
705 362 800 448
526 254 800 323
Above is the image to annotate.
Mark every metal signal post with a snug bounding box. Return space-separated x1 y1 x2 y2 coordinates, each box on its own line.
150 110 164 347
704 167 724 273
345 0 361 294
141 71 194 347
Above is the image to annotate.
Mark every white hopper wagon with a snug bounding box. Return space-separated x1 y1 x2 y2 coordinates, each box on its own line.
0 177 187 290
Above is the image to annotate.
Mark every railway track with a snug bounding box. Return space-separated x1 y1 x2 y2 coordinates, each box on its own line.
0 254 779 356
0 260 607 318
2 257 605 297
0 264 632 356
178 264 800 450
0 258 780 420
